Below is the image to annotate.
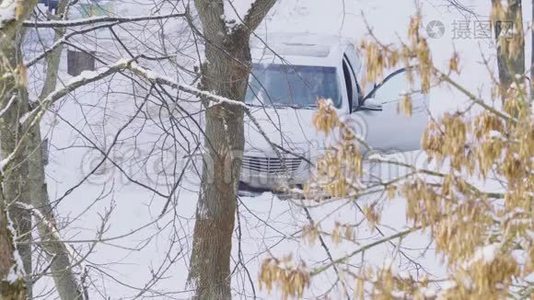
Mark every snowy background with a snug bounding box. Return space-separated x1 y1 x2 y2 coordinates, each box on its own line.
23 0 529 298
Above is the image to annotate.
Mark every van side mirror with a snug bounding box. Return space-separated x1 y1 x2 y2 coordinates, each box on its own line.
358 98 382 111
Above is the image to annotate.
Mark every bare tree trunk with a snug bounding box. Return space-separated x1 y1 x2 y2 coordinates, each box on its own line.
188 0 276 298
26 99 86 300
25 1 86 298
1 39 33 297
492 0 525 96
0 190 26 300
0 1 39 298
531 0 534 100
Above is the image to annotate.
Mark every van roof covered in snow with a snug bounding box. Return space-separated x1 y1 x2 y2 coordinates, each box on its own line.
250 33 354 67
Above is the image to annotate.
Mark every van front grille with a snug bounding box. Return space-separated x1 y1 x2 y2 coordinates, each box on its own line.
242 155 302 174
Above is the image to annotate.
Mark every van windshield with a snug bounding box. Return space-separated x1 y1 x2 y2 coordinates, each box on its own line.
245 64 341 108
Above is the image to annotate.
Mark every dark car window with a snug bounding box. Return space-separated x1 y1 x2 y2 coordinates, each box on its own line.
245 64 341 108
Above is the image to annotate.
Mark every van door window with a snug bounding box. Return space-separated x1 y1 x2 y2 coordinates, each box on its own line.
344 55 363 107
342 60 353 111
342 58 358 112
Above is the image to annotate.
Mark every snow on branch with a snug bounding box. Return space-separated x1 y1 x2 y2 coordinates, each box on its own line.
20 58 136 136
0 95 16 118
23 12 186 28
13 202 78 260
14 201 88 296
0 151 15 174
0 0 16 27
21 58 248 133
127 62 248 109
25 21 120 67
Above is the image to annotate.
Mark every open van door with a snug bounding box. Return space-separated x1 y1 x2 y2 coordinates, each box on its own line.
351 69 429 152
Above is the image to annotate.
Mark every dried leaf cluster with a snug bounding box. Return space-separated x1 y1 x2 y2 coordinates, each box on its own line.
259 256 310 299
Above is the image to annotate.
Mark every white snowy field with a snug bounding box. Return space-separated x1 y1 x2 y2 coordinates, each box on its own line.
23 0 529 298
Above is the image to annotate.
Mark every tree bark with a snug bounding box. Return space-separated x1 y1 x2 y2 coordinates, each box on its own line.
188 0 276 298
1 38 33 298
0 189 26 300
0 1 39 298
531 0 534 100
26 1 86 298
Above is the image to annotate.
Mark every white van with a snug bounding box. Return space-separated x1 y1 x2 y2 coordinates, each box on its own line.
240 33 429 192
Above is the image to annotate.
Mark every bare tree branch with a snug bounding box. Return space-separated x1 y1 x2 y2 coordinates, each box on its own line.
23 12 185 28
242 0 277 32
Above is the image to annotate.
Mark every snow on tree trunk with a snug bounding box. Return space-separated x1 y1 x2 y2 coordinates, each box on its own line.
0 0 38 298
0 192 25 299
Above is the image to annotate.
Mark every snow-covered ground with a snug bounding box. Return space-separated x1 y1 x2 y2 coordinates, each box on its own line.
24 0 529 298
